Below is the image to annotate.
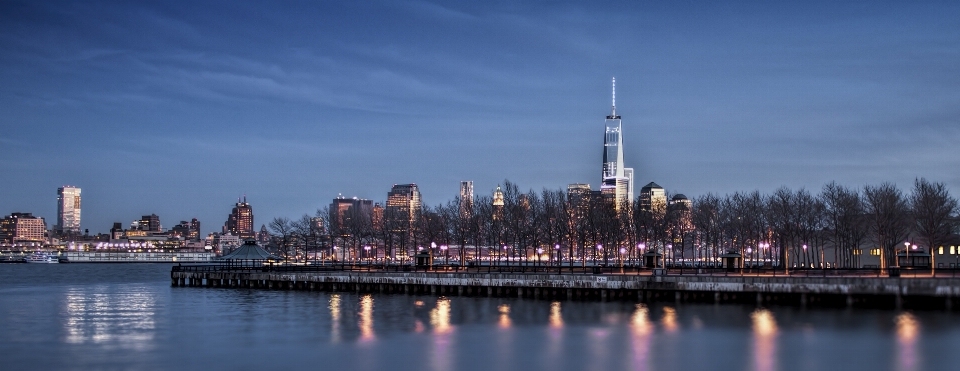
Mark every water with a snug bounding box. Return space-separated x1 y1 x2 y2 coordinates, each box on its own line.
1 264 958 371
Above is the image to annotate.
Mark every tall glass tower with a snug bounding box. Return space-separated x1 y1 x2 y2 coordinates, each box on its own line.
600 78 634 208
56 186 81 234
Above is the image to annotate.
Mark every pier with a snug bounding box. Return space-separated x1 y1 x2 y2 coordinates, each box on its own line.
171 265 960 310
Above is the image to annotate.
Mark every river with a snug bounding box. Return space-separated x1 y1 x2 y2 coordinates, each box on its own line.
1 263 958 370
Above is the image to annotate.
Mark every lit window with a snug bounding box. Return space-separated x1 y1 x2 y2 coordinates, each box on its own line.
939 246 944 255
952 246 956 255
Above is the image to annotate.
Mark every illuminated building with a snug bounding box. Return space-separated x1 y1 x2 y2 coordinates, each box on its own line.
386 184 422 227
599 78 634 209
492 185 504 220
257 225 270 244
669 194 692 209
224 196 255 239
1 212 47 244
329 196 373 230
170 219 201 240
372 203 384 231
56 186 81 234
639 182 667 212
139 214 161 232
460 181 474 218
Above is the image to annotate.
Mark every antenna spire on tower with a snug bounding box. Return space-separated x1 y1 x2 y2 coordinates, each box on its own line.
611 77 617 117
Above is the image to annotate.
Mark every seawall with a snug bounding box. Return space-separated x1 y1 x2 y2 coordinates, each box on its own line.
171 270 960 310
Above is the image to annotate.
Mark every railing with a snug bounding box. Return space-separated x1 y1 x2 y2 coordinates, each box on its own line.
171 262 960 278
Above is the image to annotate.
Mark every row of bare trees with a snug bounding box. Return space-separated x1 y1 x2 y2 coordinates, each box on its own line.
264 178 957 269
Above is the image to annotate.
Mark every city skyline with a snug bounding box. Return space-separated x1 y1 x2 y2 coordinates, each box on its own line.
1 1 958 233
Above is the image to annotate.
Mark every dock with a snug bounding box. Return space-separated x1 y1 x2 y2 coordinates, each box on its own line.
171 265 960 310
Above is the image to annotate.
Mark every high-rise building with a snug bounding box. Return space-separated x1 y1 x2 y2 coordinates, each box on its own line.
492 185 505 220
385 184 422 227
599 78 633 210
1 212 46 244
639 182 667 213
190 218 201 238
329 196 373 231
372 203 384 231
140 214 162 232
56 186 81 234
224 196 255 239
257 224 270 245
459 181 474 218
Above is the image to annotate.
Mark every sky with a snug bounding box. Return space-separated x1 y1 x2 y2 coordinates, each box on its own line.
1 1 959 235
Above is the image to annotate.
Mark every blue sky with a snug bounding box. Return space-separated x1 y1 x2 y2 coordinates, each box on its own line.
2 1 958 234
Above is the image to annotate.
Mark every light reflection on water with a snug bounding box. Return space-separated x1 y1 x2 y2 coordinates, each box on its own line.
630 304 652 370
63 285 157 350
498 303 511 329
329 294 341 342
896 312 920 371
358 294 375 342
751 309 778 371
2 264 959 371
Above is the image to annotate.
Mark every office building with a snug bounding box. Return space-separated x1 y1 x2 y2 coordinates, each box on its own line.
639 182 667 213
599 78 634 209
385 184 422 227
170 218 201 240
224 196 255 239
139 214 162 232
56 186 81 234
460 181 474 218
1 212 46 244
329 196 373 230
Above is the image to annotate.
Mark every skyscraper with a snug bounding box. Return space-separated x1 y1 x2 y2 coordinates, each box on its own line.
385 184 421 258
56 186 81 234
139 214 161 232
459 181 474 218
639 182 667 213
600 78 633 209
329 196 373 231
385 184 422 227
224 196 255 239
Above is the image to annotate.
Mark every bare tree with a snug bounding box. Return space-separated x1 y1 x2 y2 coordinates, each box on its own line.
268 217 295 259
910 178 959 271
863 183 911 269
692 193 724 265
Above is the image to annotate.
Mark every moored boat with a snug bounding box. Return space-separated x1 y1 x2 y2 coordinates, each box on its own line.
24 252 59 263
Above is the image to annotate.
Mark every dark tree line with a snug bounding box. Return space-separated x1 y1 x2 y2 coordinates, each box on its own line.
262 178 958 270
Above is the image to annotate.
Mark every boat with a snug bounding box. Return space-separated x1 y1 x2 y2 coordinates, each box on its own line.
24 252 59 263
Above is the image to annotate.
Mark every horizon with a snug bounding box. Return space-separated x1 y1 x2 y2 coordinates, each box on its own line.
2 1 958 235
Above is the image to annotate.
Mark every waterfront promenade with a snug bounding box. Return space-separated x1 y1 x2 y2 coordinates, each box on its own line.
172 264 960 310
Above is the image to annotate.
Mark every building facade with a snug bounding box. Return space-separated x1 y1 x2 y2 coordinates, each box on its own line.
329 196 374 231
56 186 81 234
1 212 47 244
599 79 633 209
385 184 422 227
224 197 255 239
639 182 667 212
460 181 474 218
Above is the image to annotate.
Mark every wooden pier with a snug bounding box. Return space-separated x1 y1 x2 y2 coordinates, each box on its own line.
171 266 960 310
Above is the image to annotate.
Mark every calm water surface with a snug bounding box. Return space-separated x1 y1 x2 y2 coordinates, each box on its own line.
1 264 958 371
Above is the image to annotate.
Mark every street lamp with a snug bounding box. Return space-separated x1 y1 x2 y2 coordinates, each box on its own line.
637 243 645 267
554 244 560 265
440 244 448 265
904 242 910 268
537 247 543 266
364 245 371 263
